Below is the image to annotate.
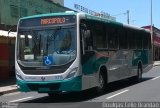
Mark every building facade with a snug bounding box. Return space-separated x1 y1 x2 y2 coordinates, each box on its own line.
51 0 64 6
143 25 160 61
0 0 71 80
0 0 69 30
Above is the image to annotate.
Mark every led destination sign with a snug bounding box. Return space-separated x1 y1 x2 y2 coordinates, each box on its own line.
19 15 76 27
41 17 66 25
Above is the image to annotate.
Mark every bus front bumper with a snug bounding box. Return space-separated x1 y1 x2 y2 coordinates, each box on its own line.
16 76 82 93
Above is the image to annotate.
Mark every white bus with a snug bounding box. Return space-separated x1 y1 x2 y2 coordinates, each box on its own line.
15 12 153 96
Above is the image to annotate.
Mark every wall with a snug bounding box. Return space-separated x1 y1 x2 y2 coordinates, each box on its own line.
0 0 69 26
51 0 64 6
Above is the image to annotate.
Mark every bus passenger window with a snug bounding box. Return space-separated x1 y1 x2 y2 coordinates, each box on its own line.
94 24 106 49
136 33 142 49
119 30 128 49
129 32 136 49
143 34 149 49
108 28 118 49
84 30 93 50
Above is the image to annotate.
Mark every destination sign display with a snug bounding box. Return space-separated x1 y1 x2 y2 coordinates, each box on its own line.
19 15 76 27
41 17 66 25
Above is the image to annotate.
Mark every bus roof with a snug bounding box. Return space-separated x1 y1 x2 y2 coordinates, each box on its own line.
84 13 150 33
20 11 78 20
19 12 150 34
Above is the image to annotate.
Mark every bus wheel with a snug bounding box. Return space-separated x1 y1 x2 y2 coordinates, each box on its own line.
48 93 60 98
137 66 142 82
131 66 142 82
96 71 106 94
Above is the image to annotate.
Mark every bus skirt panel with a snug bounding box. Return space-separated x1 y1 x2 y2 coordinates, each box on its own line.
16 76 82 93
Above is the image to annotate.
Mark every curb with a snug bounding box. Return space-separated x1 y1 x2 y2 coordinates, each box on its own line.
0 88 18 96
0 89 18 96
153 64 160 67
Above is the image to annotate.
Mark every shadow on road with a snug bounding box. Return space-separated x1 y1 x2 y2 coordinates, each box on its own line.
22 77 153 103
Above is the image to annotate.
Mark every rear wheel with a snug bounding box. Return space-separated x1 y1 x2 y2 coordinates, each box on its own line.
131 66 142 82
137 66 142 82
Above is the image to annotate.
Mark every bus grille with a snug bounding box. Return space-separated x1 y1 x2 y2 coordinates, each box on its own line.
27 83 60 91
23 69 66 75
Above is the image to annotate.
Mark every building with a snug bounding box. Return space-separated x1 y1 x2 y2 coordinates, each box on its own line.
143 25 160 61
0 30 16 80
0 0 72 80
0 0 70 31
50 0 64 6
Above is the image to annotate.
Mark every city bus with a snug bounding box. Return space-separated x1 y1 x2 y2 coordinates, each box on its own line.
15 12 153 95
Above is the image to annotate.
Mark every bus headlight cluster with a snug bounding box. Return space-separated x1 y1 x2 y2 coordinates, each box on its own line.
65 67 78 79
16 70 24 81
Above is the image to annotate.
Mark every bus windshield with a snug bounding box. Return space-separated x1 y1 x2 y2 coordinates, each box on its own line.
17 26 76 67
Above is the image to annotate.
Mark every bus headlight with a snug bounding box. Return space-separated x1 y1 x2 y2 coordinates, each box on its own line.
16 70 24 81
65 67 78 79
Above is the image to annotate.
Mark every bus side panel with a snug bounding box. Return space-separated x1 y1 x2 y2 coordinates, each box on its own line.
132 50 153 73
81 51 108 90
142 49 153 73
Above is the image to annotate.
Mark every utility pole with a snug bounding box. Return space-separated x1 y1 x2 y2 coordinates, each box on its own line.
127 10 129 24
112 10 130 24
151 0 153 36
150 0 154 61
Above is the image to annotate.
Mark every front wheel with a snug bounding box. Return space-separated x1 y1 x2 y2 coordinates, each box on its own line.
48 92 60 98
96 72 107 94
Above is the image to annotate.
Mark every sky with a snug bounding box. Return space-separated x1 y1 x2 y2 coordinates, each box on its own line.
64 0 160 29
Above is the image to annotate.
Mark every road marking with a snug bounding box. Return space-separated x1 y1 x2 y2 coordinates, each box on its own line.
10 96 33 103
152 76 160 80
106 89 129 100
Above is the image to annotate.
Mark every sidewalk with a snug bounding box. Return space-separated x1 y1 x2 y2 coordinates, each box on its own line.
0 77 18 96
153 61 160 66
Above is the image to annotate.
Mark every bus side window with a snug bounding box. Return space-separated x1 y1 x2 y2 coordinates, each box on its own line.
94 23 106 49
108 28 118 49
136 32 142 49
119 29 128 49
143 33 150 49
129 31 136 49
84 30 93 51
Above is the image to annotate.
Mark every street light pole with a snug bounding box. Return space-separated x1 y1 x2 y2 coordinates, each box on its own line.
151 0 153 35
150 0 154 61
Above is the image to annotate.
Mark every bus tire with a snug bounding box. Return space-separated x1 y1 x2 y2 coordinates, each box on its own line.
131 65 142 83
137 66 142 82
48 93 60 98
96 71 107 94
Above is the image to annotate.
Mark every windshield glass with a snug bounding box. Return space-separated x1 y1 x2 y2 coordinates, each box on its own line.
17 27 76 67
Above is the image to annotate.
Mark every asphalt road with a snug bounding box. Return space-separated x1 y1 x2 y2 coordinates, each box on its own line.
1 66 160 108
